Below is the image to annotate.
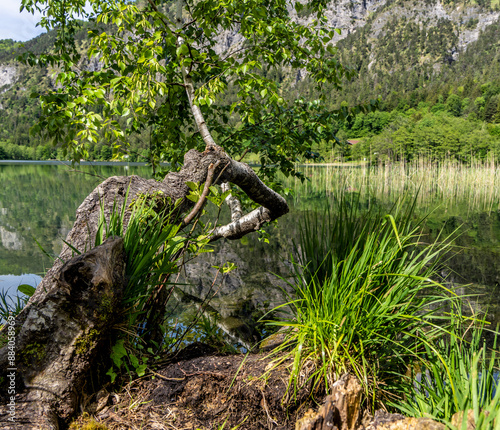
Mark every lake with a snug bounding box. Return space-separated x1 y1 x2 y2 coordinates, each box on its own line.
1 161 500 343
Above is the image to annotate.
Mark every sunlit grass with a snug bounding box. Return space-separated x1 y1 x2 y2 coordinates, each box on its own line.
267 192 500 424
267 194 458 408
288 159 500 214
393 311 500 429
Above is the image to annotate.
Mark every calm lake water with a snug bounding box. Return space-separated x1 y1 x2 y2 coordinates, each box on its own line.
1 161 500 340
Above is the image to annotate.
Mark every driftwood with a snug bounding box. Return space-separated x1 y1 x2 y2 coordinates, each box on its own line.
295 374 363 430
295 374 447 430
0 147 289 429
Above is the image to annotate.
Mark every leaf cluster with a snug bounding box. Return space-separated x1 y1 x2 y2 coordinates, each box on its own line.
16 0 368 182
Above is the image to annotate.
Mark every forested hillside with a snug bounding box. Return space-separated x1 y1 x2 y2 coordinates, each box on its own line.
1 0 500 163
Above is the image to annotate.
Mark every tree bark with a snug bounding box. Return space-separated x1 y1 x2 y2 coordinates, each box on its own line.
0 238 126 429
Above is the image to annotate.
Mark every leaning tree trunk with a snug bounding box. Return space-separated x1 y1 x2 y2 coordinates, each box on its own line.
0 146 289 429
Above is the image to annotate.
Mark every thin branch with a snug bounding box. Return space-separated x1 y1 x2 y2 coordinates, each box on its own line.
182 67 221 150
220 45 247 62
237 148 251 162
221 182 243 222
146 0 176 35
182 160 221 226
165 82 187 88
182 18 197 29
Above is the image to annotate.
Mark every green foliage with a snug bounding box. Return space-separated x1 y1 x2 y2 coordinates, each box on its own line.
350 109 500 163
15 0 379 179
93 191 189 379
394 316 500 429
106 339 149 383
92 186 240 380
0 290 24 321
267 193 458 408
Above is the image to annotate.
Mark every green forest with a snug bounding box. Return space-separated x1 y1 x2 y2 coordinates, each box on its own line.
2 0 500 164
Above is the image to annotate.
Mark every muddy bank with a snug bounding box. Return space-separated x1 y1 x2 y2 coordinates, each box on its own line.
74 344 318 430
70 345 450 430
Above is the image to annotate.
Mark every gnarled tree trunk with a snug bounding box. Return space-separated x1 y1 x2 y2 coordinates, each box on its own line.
0 147 289 429
0 238 126 429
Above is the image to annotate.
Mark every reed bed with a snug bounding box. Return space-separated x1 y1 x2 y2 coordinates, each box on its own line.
287 160 500 214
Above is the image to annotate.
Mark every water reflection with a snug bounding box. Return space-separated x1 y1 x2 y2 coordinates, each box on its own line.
0 274 42 301
0 162 499 344
0 226 21 251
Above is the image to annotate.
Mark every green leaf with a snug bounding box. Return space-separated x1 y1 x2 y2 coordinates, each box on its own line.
176 44 189 57
136 363 147 377
186 181 198 191
110 339 127 368
18 284 36 297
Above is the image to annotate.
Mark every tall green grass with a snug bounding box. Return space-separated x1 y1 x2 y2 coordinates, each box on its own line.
394 313 500 429
95 190 235 380
93 193 194 380
268 191 500 425
95 190 187 341
269 194 455 406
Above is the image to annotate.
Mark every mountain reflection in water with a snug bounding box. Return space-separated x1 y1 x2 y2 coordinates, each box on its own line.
1 162 499 347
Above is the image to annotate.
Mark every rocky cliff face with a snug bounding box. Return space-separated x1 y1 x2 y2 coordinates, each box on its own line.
364 0 500 59
211 0 499 86
0 65 17 92
293 0 388 41
1 1 499 92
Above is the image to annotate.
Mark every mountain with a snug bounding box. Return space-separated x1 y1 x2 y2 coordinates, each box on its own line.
1 0 500 162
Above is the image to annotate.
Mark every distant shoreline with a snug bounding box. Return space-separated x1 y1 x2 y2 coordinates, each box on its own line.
0 160 157 166
0 159 369 168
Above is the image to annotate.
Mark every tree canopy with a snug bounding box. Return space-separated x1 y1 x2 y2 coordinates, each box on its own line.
19 0 369 180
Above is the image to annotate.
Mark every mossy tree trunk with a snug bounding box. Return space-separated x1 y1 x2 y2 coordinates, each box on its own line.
0 238 126 429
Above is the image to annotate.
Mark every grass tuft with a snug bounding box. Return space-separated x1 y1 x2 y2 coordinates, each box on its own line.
394 311 500 429
266 192 484 412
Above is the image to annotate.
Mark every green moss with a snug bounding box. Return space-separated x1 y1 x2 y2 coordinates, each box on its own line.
20 342 46 365
75 329 100 354
98 294 113 322
0 333 8 348
69 413 109 430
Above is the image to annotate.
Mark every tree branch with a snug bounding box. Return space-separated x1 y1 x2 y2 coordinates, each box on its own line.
210 158 289 241
221 182 243 222
146 0 176 35
181 67 220 150
182 160 221 226
210 206 273 241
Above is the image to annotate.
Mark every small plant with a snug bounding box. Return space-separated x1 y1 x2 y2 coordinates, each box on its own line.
0 284 35 321
97 185 237 381
98 192 191 379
